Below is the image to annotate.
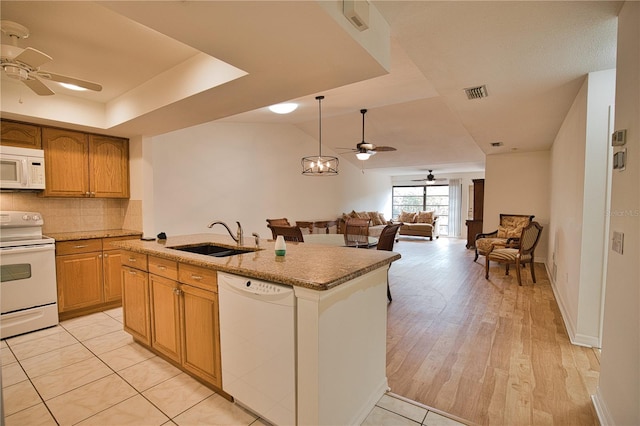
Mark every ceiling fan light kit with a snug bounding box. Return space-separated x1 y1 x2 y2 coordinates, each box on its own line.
1 20 103 96
338 108 397 161
302 95 339 176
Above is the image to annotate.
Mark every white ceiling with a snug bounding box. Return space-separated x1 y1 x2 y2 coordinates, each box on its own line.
0 1 621 177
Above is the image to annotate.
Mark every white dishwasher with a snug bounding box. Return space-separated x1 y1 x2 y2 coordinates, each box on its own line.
218 272 296 426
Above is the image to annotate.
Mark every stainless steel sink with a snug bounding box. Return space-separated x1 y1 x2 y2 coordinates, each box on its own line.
169 244 252 257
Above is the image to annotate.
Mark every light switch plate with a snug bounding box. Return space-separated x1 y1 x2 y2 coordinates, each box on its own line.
612 231 624 254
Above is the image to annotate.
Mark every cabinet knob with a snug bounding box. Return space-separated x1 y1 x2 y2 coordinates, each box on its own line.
73 244 88 249
85 192 91 196
173 288 183 296
98 254 102 259
191 275 203 281
128 270 137 275
128 258 136 262
157 265 166 270
104 253 109 258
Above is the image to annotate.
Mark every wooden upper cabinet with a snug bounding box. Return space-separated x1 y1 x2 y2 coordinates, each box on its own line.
89 135 129 198
0 120 42 149
42 127 90 197
42 127 129 198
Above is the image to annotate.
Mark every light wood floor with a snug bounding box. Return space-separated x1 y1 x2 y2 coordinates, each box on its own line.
386 237 600 426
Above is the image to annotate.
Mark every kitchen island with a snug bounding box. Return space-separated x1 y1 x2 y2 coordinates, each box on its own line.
116 233 400 426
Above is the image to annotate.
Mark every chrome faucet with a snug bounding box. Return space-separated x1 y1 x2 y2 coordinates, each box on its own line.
207 221 244 245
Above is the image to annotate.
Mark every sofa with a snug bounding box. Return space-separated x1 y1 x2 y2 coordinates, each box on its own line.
337 211 390 237
393 210 438 241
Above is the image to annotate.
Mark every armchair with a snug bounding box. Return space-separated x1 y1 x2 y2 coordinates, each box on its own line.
474 214 534 262
485 221 543 285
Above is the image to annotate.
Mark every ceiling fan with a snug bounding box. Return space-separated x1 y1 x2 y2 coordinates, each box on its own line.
0 20 102 96
412 170 446 184
339 109 397 160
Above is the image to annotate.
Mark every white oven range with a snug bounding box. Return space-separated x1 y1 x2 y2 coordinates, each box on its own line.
0 211 58 339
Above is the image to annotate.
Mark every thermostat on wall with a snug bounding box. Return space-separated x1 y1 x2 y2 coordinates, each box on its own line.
612 129 627 146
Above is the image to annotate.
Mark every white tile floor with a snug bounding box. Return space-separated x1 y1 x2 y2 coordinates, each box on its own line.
1 308 467 426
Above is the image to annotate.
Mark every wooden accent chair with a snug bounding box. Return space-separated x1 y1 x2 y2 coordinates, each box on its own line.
485 221 543 285
343 218 371 248
474 214 535 262
376 223 402 302
266 218 291 239
268 225 304 242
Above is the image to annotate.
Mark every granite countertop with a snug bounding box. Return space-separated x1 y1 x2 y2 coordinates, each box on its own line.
47 229 143 242
114 233 401 291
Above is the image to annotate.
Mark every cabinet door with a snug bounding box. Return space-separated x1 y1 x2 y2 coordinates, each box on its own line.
122 266 150 345
150 274 182 363
103 250 124 302
1 120 41 148
42 127 89 197
56 252 103 312
89 135 129 198
180 284 221 387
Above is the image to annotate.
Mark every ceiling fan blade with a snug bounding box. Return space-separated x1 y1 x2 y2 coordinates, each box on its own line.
39 71 102 92
372 146 397 152
23 77 55 96
14 47 52 68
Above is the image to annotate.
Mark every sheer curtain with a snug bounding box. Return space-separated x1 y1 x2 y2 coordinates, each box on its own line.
448 179 462 238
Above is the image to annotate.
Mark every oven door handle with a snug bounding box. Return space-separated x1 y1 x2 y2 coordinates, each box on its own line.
1 244 55 254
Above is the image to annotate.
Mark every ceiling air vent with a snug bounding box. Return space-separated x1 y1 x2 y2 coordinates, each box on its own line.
464 85 488 100
490 141 503 147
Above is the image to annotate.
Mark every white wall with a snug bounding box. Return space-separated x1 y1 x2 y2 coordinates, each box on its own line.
547 69 616 347
595 2 640 424
484 151 551 261
146 121 390 239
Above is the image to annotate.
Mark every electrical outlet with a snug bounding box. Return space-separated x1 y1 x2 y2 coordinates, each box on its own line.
612 231 624 254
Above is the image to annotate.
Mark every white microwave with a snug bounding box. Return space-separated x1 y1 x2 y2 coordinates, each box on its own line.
0 146 46 190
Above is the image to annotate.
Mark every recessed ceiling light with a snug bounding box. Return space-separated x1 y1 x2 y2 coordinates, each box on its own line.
268 103 298 114
490 141 503 147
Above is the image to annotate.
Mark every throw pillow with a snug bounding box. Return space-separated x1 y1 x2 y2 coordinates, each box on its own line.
349 210 359 218
416 211 434 224
368 212 383 226
377 212 387 224
398 210 417 223
357 211 370 220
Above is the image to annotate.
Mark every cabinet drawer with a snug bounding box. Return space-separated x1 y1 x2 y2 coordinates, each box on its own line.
56 239 102 255
149 256 178 280
179 263 217 292
121 250 148 271
103 235 140 251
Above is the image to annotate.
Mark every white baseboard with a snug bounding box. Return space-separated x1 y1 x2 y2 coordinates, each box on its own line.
545 263 598 348
592 387 614 426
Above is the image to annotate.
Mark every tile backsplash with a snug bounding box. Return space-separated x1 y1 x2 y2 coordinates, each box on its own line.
0 192 142 234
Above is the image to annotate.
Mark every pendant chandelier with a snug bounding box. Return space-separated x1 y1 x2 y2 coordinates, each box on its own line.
301 95 339 176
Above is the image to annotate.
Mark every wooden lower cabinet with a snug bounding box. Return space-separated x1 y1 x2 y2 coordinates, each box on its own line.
181 283 221 386
150 274 182 363
56 236 141 320
122 251 222 390
56 250 103 312
122 265 150 345
103 249 124 302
